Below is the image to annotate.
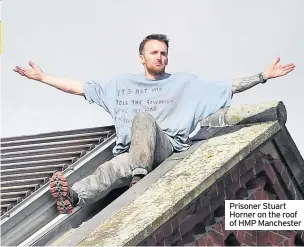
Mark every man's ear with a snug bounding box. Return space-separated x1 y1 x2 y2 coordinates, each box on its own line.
139 54 145 65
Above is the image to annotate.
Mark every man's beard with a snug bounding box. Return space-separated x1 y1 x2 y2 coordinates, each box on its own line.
147 66 165 76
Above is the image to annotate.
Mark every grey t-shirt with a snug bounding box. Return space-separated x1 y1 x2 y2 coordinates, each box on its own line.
83 72 232 156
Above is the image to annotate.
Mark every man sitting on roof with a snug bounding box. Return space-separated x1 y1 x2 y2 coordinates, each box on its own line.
13 34 295 214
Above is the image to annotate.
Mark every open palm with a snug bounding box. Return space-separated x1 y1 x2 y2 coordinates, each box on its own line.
264 57 295 79
13 61 44 81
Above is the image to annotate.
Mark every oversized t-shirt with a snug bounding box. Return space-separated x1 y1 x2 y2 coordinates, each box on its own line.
83 72 232 156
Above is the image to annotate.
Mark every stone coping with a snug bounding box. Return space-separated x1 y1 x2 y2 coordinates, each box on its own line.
78 121 281 246
201 101 287 127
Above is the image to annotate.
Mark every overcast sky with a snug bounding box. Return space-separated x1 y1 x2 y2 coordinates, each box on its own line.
1 0 303 155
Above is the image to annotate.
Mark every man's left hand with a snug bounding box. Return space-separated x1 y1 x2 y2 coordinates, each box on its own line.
264 57 295 80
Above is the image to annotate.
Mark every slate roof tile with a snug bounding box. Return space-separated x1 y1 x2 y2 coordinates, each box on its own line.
0 126 115 216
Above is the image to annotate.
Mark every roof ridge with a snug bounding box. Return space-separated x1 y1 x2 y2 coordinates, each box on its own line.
1 125 115 142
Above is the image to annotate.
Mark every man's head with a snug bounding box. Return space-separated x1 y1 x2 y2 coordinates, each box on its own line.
139 34 169 78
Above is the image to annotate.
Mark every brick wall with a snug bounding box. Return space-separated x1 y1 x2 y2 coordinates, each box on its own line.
139 150 304 246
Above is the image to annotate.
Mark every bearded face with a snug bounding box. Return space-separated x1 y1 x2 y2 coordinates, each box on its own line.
140 40 168 76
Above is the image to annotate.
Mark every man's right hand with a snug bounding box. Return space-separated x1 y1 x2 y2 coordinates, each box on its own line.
13 61 84 95
13 61 44 81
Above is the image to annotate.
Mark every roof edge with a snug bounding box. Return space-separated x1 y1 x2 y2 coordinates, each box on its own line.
201 101 286 127
274 126 304 193
1 125 115 142
0 134 116 246
78 121 281 246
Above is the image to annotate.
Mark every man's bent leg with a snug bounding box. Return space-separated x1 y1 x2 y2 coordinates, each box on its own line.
50 153 131 213
128 113 174 185
72 153 131 204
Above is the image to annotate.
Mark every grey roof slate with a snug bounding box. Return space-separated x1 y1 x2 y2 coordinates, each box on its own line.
0 126 115 217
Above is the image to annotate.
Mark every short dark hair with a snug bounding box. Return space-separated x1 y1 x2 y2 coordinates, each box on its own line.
139 34 169 55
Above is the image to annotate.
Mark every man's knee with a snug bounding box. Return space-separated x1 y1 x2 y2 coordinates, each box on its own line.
132 112 156 127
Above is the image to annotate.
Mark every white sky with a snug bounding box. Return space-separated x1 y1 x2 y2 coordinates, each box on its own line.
1 0 303 155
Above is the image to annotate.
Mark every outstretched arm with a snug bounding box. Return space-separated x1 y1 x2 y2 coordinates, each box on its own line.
232 57 295 94
13 61 84 95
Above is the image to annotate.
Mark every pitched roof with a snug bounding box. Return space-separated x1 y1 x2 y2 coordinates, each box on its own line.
0 126 117 246
77 109 304 246
1 101 304 246
78 122 280 245
1 126 115 216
